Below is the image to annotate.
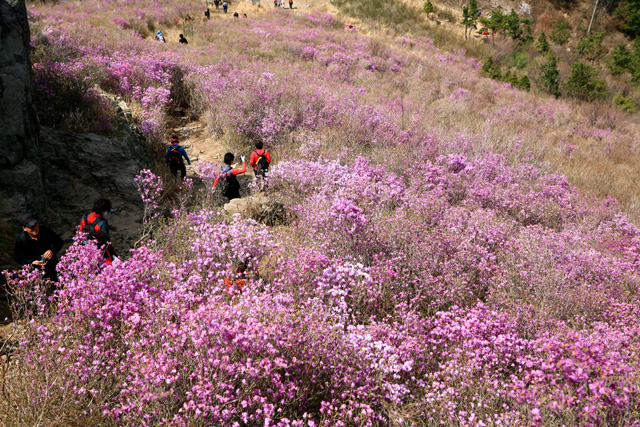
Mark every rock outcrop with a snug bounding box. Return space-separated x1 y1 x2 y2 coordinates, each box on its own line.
0 0 45 222
38 124 150 253
0 0 46 269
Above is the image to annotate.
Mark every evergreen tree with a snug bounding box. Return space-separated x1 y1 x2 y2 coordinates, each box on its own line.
481 57 502 79
536 32 551 54
480 10 506 43
577 33 607 63
539 56 561 98
615 0 640 38
608 44 632 76
423 1 434 16
517 75 531 91
461 6 473 40
506 10 523 41
566 62 608 101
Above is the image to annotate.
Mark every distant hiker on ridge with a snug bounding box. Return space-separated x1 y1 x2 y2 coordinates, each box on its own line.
213 152 246 201
214 0 219 9
155 30 166 43
179 34 188 44
166 136 191 181
205 8 210 19
14 213 63 282
79 198 117 265
222 1 228 13
289 0 293 9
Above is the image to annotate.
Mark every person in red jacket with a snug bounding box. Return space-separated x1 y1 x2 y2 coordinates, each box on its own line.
249 141 271 191
213 152 246 200
224 261 247 294
79 198 117 265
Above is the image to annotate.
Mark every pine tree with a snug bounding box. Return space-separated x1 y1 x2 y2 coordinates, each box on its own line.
536 32 551 54
539 55 561 98
423 0 434 16
506 10 522 41
461 6 473 40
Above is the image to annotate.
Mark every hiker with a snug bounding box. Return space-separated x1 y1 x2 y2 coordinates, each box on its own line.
79 198 117 265
214 0 219 9
289 0 293 8
249 141 271 191
222 1 228 13
233 11 239 17
212 152 246 200
205 8 210 19
154 30 166 43
243 13 247 18
224 261 247 294
165 136 191 181
14 213 63 282
179 34 188 44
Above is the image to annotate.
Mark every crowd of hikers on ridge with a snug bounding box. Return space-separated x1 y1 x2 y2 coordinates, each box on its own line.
12 136 271 294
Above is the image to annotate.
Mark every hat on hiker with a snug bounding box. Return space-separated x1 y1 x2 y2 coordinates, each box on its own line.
19 213 38 228
157 30 162 34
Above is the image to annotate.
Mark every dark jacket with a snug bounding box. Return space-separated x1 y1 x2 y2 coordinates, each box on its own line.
14 225 63 279
165 145 191 166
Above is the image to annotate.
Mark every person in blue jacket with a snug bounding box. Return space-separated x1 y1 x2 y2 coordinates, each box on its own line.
165 136 191 181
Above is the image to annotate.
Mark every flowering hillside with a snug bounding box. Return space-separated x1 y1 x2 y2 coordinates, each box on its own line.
3 0 640 425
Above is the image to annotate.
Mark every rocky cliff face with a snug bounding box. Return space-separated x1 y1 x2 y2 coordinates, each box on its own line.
0 0 45 267
0 2 148 270
0 0 45 219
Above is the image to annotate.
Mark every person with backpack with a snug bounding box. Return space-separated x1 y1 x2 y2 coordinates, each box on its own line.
165 136 191 181
79 198 117 265
179 34 188 44
205 8 210 19
214 0 219 9
154 30 166 43
222 1 228 13
212 152 246 200
249 141 271 191
14 213 64 282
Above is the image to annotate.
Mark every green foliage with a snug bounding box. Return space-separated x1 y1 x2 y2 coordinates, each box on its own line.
508 49 529 70
481 58 529 92
516 75 531 91
615 0 640 38
481 56 502 79
613 93 637 111
479 10 506 41
506 10 523 41
539 55 562 98
536 32 551 54
461 6 473 39
520 18 534 44
577 33 607 63
503 70 518 85
608 44 633 75
566 62 608 101
550 21 571 45
423 0 434 15
468 0 479 18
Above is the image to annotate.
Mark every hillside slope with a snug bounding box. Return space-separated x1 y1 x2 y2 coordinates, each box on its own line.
2 0 640 425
